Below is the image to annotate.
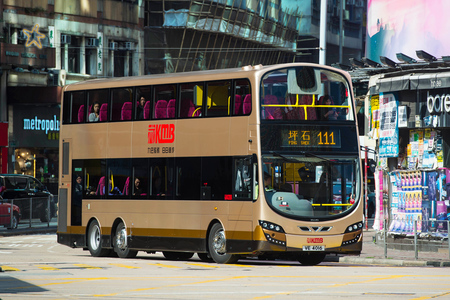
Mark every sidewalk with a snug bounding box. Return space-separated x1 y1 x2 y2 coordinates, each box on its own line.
337 229 450 267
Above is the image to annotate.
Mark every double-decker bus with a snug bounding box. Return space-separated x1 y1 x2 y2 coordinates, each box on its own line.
57 63 362 265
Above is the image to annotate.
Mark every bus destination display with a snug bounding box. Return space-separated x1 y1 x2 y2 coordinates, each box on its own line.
282 128 341 148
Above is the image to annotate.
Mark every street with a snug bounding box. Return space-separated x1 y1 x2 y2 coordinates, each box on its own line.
1 234 450 299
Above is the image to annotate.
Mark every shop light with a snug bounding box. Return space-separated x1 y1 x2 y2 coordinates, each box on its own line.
380 56 397 68
349 58 365 68
442 56 450 62
396 53 417 64
416 50 437 63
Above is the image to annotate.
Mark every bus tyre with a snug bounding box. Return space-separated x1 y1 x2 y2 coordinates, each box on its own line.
197 252 213 262
162 251 194 260
7 213 19 229
87 220 110 257
298 252 326 266
208 223 239 264
113 222 138 258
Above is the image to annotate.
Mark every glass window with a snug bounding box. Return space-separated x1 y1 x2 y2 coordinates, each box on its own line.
82 159 106 199
131 158 149 198
87 89 109 122
149 158 174 199
153 84 177 119
107 159 131 198
111 88 133 121
233 157 253 200
234 79 251 116
175 158 201 200
135 86 151 120
202 157 233 200
261 154 360 219
206 81 231 117
180 83 203 118
260 67 354 121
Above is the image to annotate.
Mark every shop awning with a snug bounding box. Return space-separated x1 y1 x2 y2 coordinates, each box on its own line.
370 72 450 94
377 75 411 93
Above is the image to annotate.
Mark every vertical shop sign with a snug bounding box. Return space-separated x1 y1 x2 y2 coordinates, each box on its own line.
370 95 380 138
48 26 55 48
97 32 103 75
379 93 399 157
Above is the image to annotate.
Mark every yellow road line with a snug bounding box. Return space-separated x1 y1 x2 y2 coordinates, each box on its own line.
109 263 140 269
74 264 102 269
148 263 181 269
36 264 59 271
0 265 20 271
186 263 219 268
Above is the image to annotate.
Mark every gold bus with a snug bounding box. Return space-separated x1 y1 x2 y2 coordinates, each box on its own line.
57 63 362 265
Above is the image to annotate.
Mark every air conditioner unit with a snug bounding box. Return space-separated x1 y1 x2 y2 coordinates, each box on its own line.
61 34 71 44
125 42 133 50
48 69 67 87
86 38 99 47
109 42 118 51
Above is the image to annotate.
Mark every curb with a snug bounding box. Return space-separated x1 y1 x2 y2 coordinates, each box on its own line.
339 256 450 267
0 227 57 237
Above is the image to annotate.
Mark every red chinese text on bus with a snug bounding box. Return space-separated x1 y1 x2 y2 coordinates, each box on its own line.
148 124 175 144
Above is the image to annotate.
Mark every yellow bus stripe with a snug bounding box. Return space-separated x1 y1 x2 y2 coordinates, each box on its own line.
148 263 181 269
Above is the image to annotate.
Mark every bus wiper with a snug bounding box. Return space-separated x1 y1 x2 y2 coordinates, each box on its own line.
271 152 297 162
302 152 331 162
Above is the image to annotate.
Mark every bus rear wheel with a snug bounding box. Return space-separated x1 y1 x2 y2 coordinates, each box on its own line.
113 222 138 258
298 252 326 266
87 220 110 257
162 251 194 260
208 223 239 264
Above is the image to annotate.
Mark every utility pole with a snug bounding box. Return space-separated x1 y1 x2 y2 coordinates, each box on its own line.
319 0 327 65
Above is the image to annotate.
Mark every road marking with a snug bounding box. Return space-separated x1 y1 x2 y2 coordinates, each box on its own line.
0 265 20 271
109 263 140 269
74 264 101 269
186 263 219 268
36 264 59 271
410 291 450 300
148 263 181 268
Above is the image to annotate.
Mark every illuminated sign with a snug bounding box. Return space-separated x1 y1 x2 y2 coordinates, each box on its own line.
148 124 175 144
22 24 45 49
427 92 450 114
23 115 60 134
283 129 340 148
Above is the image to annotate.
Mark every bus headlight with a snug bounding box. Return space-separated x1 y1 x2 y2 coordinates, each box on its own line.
259 220 286 246
345 221 363 233
259 220 285 233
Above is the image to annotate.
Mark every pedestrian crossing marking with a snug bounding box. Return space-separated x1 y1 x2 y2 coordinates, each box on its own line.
74 264 101 269
0 266 20 272
148 263 181 268
36 264 59 271
109 263 140 269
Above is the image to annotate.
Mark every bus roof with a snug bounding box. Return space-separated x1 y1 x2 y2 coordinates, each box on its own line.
63 63 350 92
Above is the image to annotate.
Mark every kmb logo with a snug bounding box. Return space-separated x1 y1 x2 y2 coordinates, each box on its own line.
307 238 323 243
148 124 175 144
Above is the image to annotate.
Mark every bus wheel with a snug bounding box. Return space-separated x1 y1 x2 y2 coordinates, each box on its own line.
208 223 239 264
162 251 194 260
297 252 326 266
87 220 110 257
197 252 213 262
113 222 138 258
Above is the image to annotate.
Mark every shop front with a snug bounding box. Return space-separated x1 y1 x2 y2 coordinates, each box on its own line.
369 71 450 237
9 102 60 195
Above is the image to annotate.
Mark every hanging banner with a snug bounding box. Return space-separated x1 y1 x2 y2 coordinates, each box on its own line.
97 32 103 75
379 92 399 158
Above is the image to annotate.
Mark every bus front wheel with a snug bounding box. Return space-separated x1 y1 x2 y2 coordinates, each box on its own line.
113 222 138 258
297 252 326 266
208 223 239 264
87 220 110 257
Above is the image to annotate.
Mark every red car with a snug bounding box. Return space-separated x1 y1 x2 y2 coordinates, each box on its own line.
0 196 20 229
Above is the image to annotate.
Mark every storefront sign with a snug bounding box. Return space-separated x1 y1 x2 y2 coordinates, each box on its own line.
23 115 60 134
379 93 399 158
426 92 450 114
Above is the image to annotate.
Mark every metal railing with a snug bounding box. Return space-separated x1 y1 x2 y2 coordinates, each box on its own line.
376 219 450 260
3 195 57 230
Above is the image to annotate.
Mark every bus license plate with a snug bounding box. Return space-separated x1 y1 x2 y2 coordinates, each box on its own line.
303 245 325 251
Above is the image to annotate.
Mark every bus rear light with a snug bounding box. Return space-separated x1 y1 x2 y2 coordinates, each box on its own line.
224 194 232 200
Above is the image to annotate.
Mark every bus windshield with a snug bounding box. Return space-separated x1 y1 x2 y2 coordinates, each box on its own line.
262 154 361 219
260 66 354 121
